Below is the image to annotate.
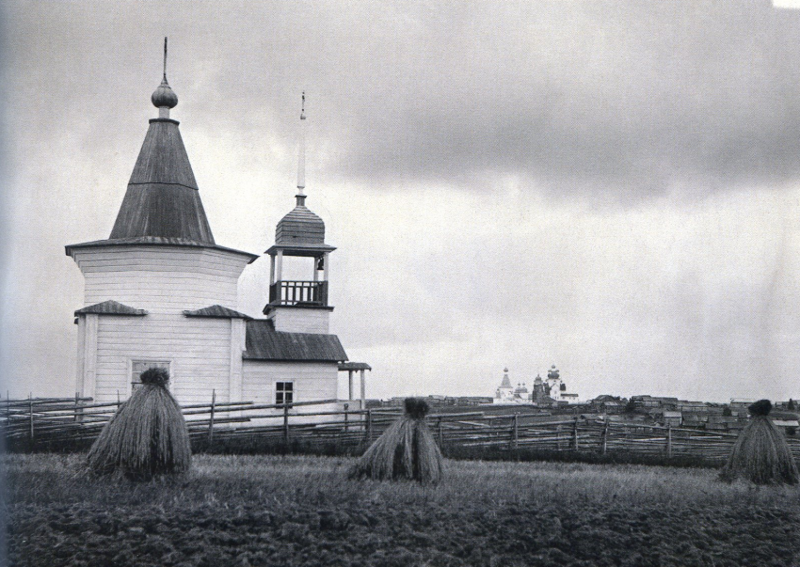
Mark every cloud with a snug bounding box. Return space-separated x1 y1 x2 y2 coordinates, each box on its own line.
11 1 800 205
4 1 800 404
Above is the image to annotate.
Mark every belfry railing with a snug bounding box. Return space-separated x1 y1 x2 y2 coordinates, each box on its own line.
269 280 328 306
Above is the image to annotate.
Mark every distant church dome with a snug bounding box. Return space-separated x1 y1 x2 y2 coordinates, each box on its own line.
151 77 178 109
275 195 326 245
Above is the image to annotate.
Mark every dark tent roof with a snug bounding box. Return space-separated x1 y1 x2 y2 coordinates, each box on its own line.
183 305 252 320
244 319 347 362
75 300 147 316
109 118 215 243
66 85 258 261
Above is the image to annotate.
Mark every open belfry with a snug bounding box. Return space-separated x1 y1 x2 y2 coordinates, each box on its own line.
65 40 368 412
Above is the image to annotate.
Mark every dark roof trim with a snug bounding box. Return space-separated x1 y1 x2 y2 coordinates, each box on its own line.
183 305 252 320
245 358 343 364
263 304 335 315
75 300 147 317
148 118 179 125
65 237 259 263
338 362 372 371
265 243 337 257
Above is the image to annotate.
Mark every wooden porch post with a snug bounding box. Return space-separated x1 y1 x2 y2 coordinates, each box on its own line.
276 251 284 284
359 369 366 411
348 370 354 401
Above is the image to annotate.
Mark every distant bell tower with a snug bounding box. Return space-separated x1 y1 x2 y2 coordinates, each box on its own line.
263 93 336 334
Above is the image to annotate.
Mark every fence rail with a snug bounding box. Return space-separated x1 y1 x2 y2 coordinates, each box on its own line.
4 395 800 463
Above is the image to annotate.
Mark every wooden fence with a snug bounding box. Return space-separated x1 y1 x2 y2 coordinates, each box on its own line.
4 395 800 464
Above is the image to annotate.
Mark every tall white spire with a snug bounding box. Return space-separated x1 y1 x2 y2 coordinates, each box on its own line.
296 91 306 195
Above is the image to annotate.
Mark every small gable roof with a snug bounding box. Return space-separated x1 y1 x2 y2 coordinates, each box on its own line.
338 362 372 371
74 300 147 316
244 319 347 362
183 305 252 320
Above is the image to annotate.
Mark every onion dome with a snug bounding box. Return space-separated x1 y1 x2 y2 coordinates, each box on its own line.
275 194 326 245
152 77 178 109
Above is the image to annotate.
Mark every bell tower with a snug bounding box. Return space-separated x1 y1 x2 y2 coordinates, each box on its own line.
263 93 336 334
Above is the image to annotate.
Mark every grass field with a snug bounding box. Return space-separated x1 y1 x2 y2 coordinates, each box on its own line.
5 453 800 566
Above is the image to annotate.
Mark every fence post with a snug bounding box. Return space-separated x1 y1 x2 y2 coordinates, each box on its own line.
74 392 80 422
601 420 609 455
344 403 349 432
556 424 562 451
511 414 519 451
28 393 34 445
572 417 579 451
283 401 290 443
666 424 672 459
365 409 372 443
438 417 444 447
208 389 216 448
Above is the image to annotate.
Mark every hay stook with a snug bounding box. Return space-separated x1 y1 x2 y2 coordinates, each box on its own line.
719 399 799 485
87 367 192 480
350 397 444 484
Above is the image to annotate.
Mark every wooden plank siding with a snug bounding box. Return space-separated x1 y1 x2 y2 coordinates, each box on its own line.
242 361 339 424
92 314 235 406
268 306 330 334
73 246 250 313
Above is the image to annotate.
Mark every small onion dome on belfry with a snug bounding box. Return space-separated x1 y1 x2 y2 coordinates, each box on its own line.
151 38 178 115
275 197 326 245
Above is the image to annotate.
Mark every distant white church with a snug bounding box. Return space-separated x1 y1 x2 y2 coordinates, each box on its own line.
66 55 368 411
493 366 579 405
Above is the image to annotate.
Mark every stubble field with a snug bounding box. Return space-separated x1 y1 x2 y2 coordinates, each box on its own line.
5 453 800 566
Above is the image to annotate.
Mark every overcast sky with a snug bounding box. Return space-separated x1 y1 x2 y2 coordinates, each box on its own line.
3 1 800 403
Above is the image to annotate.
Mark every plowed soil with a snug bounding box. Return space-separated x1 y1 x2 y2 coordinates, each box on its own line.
6 454 800 566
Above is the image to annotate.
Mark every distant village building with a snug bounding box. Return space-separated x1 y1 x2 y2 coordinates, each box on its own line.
545 365 579 403
494 368 514 403
493 366 579 405
66 55 368 412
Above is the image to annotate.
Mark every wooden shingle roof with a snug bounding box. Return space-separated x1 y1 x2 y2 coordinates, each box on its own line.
276 196 326 246
109 118 214 243
74 300 147 316
338 362 371 371
244 319 347 362
65 236 258 262
183 305 252 320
